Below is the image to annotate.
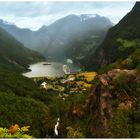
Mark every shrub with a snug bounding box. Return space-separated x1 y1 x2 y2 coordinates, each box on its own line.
66 126 85 138
0 125 33 138
0 92 52 138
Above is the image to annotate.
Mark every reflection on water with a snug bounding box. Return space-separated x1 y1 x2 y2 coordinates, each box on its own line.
23 61 81 78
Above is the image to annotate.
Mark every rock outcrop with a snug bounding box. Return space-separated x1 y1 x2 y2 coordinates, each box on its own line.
70 69 137 137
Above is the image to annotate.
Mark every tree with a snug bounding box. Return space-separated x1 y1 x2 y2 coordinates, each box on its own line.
108 108 131 138
66 126 85 138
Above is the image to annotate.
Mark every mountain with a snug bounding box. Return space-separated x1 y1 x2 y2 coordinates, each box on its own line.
36 14 112 60
0 20 38 52
0 27 44 72
0 2 140 138
0 14 113 61
84 2 140 71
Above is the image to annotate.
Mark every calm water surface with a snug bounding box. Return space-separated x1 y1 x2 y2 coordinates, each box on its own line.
23 61 81 78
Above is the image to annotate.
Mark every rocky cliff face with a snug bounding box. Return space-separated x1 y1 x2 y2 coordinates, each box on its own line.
70 69 138 137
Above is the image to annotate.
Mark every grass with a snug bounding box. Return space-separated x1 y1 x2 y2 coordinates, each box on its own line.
77 72 97 82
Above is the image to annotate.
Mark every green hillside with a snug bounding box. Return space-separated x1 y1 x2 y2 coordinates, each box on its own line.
0 27 52 138
84 2 140 71
0 27 44 72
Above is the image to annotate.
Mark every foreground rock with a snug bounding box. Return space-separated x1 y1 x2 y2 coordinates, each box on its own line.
70 69 138 137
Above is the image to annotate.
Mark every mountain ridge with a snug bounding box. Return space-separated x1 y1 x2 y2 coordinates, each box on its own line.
84 2 140 71
0 14 113 61
0 26 45 72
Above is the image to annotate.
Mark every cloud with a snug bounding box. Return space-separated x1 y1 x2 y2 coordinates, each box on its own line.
0 1 135 30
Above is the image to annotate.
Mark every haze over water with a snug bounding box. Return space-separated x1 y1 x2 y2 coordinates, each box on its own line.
23 61 81 78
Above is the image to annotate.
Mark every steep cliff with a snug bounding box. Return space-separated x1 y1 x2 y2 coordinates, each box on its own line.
84 2 140 71
69 69 139 137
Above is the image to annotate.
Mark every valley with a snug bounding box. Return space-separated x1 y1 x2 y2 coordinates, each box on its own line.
0 14 112 64
0 1 140 138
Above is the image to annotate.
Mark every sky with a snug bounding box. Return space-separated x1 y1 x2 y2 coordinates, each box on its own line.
0 1 136 31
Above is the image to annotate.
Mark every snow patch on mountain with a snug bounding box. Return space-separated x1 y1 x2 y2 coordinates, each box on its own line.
80 14 98 22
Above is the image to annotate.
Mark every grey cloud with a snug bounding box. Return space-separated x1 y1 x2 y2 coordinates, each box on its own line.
0 1 135 30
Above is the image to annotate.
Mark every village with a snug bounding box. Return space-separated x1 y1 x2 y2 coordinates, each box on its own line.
33 67 97 99
33 65 97 98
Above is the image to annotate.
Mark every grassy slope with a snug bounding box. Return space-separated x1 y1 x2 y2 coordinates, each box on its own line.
0 27 45 72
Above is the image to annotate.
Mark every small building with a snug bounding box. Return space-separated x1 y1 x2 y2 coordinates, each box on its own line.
40 81 47 89
61 79 68 84
68 77 75 81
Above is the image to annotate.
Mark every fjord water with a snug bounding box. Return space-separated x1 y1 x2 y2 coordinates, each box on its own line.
23 61 81 78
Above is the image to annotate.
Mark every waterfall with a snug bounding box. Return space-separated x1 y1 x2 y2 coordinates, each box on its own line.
54 117 60 136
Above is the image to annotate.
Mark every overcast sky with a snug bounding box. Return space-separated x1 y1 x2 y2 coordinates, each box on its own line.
0 1 135 30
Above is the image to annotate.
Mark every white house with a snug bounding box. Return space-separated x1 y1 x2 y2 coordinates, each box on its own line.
40 81 47 89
